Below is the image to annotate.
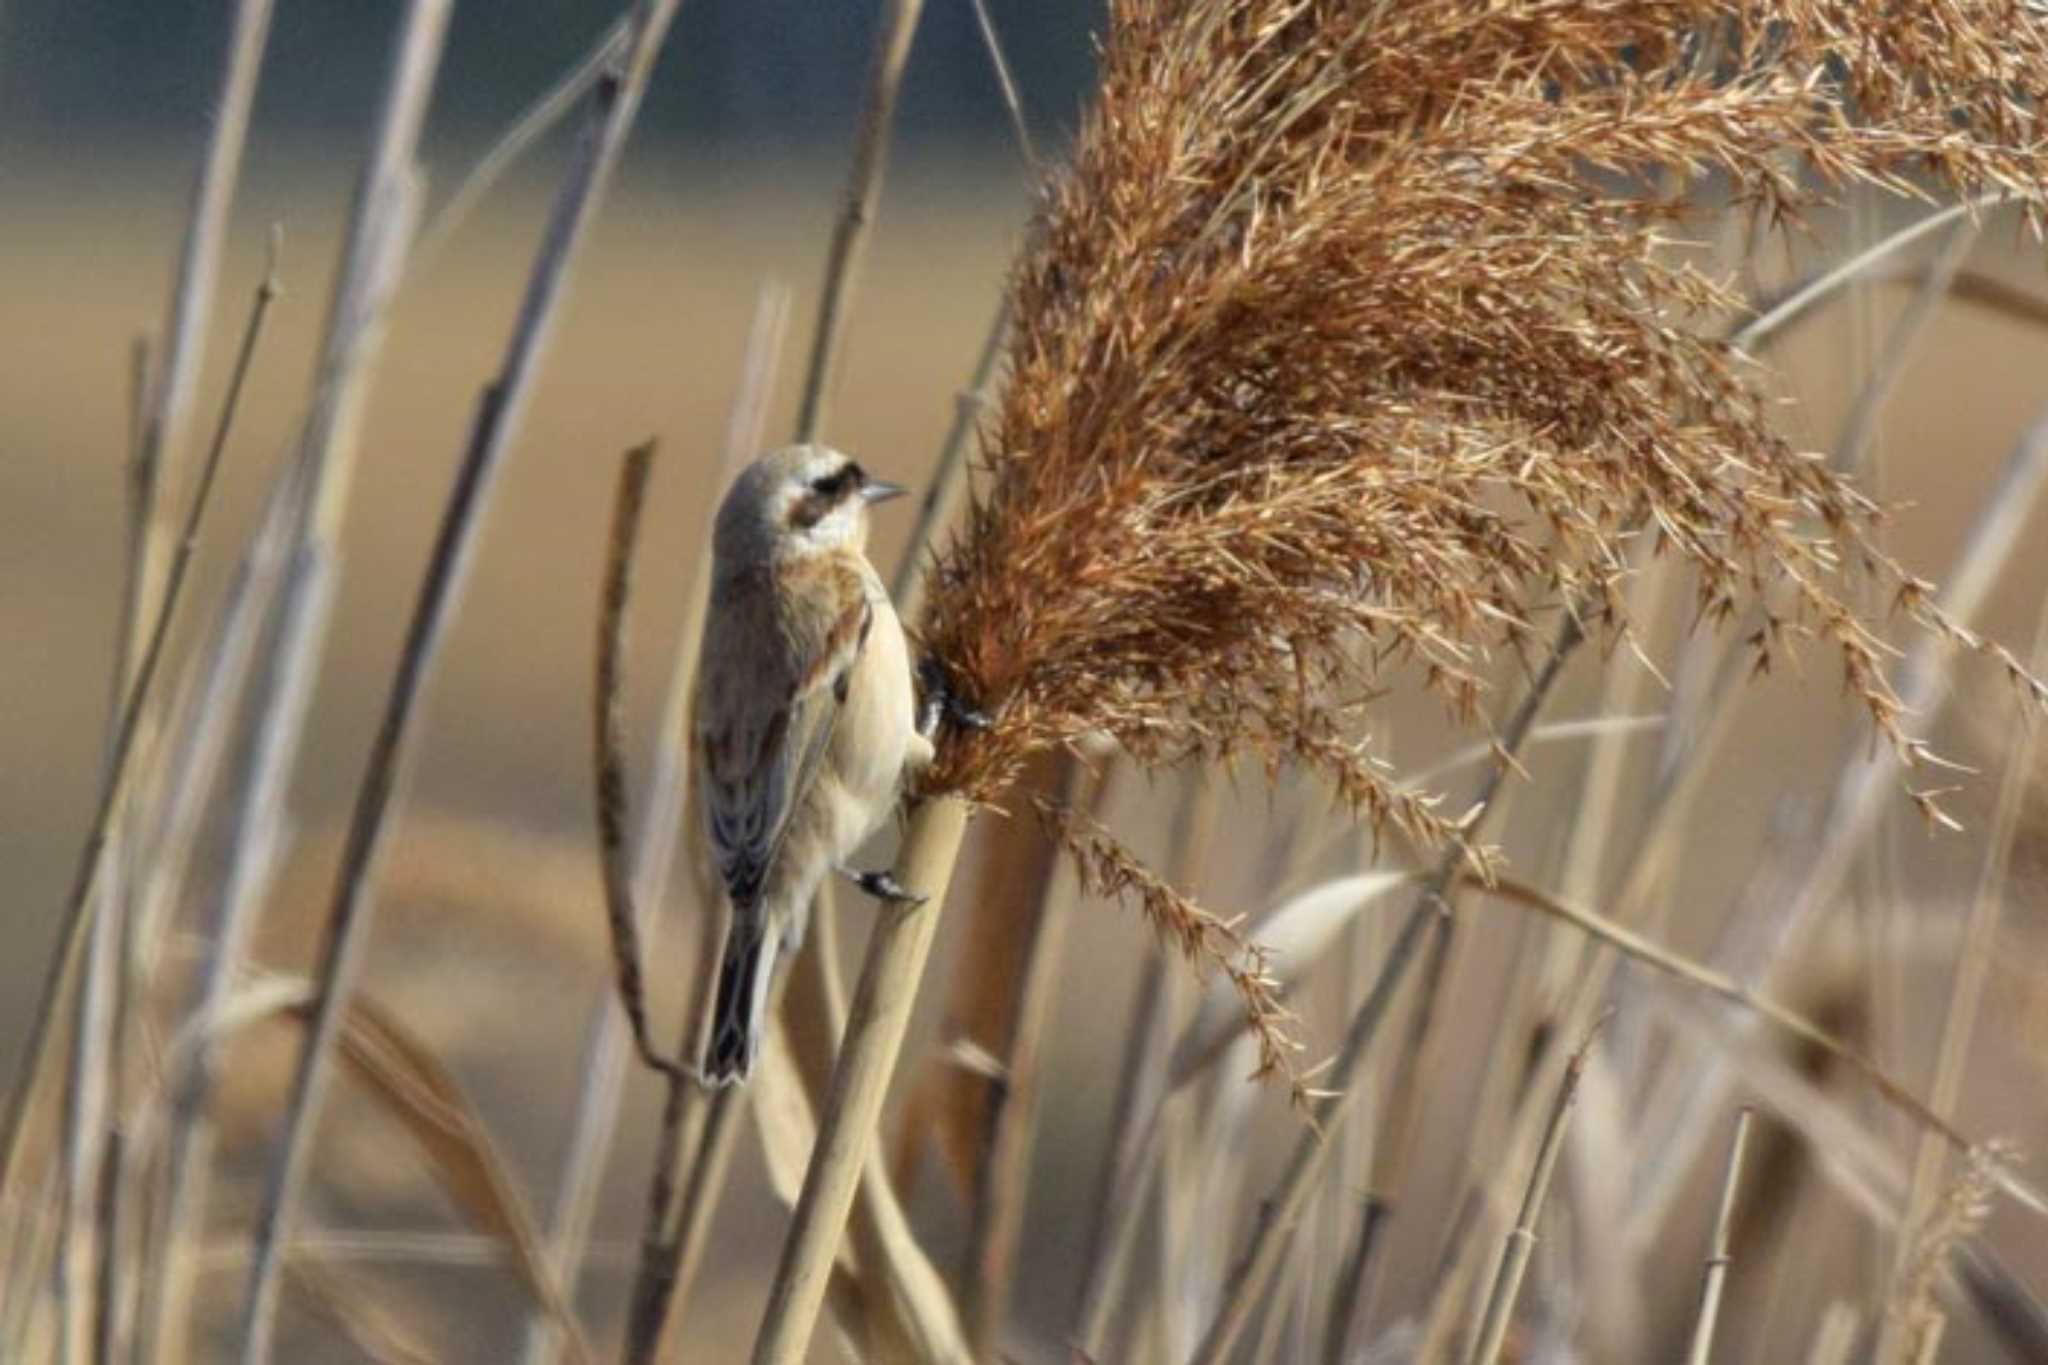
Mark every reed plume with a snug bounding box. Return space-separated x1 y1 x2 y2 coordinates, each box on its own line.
913 0 2048 1075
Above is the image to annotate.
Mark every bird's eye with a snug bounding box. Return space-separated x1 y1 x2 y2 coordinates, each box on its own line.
810 464 863 497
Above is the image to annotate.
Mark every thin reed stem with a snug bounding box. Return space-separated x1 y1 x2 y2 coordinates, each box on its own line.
236 8 678 1357
1464 1017 1604 1365
792 0 926 444
749 795 971 1365
591 442 684 1079
1472 877 1998 1164
116 230 288 1365
1189 611 1583 1365
965 0 1036 172
412 15 632 274
0 0 279 1238
1685 1108 1755 1365
634 1087 741 1362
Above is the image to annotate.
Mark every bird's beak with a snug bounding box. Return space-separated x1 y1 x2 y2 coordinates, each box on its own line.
861 479 910 504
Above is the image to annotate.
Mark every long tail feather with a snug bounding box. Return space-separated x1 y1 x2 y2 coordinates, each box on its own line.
703 913 782 1085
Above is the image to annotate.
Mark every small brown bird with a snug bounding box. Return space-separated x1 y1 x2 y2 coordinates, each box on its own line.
693 444 933 1085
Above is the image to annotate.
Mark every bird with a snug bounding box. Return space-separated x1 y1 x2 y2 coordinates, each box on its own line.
691 444 934 1086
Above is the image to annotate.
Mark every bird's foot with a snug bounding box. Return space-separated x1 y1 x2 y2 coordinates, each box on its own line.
916 656 993 742
844 866 927 906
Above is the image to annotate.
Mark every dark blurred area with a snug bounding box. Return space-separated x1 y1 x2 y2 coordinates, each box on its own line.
0 1 1097 155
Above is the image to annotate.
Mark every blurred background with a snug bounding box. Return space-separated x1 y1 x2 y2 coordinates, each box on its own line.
7 4 2048 1363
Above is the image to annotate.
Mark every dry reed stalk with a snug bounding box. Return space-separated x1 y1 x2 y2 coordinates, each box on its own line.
774 911 970 1362
1471 876 2027 1182
964 757 1112 1355
519 282 788 1365
590 442 686 1081
138 6 455 1349
892 747 1070 1205
1190 616 1581 1365
885 0 1031 617
1426 212 1994 1360
1625 409 2048 1239
115 233 289 1364
0 0 278 1288
634 1084 739 1361
234 6 678 1357
749 796 971 1365
1685 1107 1755 1365
1806 1302 1862 1365
1464 1017 1604 1365
793 0 926 445
1877 599 2048 1362
69 230 287 1365
889 296 1010 635
1072 770 1220 1355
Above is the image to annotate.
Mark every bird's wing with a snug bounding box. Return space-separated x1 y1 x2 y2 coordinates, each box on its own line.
699 578 874 910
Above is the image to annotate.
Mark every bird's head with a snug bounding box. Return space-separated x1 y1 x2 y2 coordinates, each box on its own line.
715 443 908 565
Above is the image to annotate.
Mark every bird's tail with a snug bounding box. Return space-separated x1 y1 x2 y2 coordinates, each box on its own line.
703 912 783 1086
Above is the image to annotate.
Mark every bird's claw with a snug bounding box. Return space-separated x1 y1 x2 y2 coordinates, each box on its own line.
916 656 992 741
848 867 927 906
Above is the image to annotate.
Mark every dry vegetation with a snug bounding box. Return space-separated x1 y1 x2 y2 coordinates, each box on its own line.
8 1 2048 1364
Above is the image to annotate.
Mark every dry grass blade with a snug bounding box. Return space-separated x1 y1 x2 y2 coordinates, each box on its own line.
1464 1015 1605 1365
1731 195 2006 352
312 998 594 1365
288 1257 439 1365
1685 1107 1754 1365
966 0 1035 171
236 7 679 1357
1805 1302 1862 1365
